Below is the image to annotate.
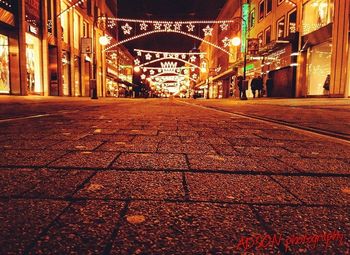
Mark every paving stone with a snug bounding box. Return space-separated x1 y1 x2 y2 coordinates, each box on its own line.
110 202 278 254
279 157 350 174
80 134 134 142
29 201 124 255
112 153 188 170
272 176 350 205
228 138 288 147
75 171 183 200
96 141 158 153
186 173 299 204
0 169 41 196
158 142 215 154
235 146 298 157
0 139 59 150
253 205 350 254
48 151 118 169
256 130 314 141
0 150 66 167
0 200 68 255
180 136 230 145
23 169 93 198
187 154 262 172
47 140 103 151
211 144 241 156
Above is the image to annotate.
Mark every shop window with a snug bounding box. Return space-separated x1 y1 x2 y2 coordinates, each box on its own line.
266 0 272 16
302 0 334 35
258 32 263 47
307 41 332 95
288 9 297 35
278 0 284 5
83 21 89 37
0 34 10 93
62 51 70 96
249 9 255 29
26 33 42 94
259 0 265 21
277 16 285 40
265 26 271 44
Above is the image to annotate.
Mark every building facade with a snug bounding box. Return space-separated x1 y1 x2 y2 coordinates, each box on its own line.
0 0 133 97
196 0 350 99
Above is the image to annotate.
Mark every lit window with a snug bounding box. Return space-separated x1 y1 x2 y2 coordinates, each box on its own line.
259 0 265 20
277 16 285 39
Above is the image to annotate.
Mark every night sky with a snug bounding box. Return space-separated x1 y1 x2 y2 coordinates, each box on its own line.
117 0 228 54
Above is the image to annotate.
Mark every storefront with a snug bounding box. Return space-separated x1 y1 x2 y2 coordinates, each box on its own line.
261 43 295 98
302 0 334 96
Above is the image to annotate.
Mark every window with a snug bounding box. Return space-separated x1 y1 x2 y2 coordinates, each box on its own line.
259 0 265 20
258 32 263 47
277 16 285 39
288 9 297 35
0 34 10 93
249 9 255 29
265 26 271 44
83 21 89 37
73 11 81 50
266 0 272 15
278 0 284 5
302 0 334 35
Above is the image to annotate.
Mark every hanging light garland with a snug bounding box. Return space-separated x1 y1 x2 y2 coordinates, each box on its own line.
101 17 240 52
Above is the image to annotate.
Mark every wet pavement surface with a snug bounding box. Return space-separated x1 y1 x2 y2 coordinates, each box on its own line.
0 96 349 254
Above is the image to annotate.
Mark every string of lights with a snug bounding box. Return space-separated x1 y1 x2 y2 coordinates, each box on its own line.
99 17 240 24
104 29 232 56
133 49 206 56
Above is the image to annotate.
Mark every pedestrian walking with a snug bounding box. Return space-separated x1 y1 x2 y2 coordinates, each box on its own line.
323 74 330 95
257 76 263 97
251 76 259 98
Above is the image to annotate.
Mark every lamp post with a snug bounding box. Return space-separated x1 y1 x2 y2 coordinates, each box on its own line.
231 14 249 100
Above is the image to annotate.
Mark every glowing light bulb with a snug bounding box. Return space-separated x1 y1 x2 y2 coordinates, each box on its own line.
231 37 241 46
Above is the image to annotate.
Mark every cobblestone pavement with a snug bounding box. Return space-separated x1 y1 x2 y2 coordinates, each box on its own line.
0 97 349 254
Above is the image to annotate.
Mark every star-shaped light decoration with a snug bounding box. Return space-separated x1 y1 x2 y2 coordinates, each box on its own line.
150 70 155 75
141 74 146 79
174 54 179 59
164 23 172 31
136 51 142 56
191 67 196 72
181 54 186 59
145 53 152 60
121 23 132 35
215 65 222 73
203 25 213 36
200 54 205 59
155 53 160 58
184 69 189 75
140 22 148 31
187 23 195 32
174 22 182 31
192 73 198 79
143 67 147 72
110 53 117 59
169 54 174 58
222 37 231 47
154 22 162 30
163 53 168 58
220 22 229 31
190 55 197 62
134 59 140 65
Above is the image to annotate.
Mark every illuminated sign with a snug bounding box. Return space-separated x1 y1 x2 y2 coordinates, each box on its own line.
241 3 249 53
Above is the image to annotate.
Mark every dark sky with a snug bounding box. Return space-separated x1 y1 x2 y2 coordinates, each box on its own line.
117 0 228 54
